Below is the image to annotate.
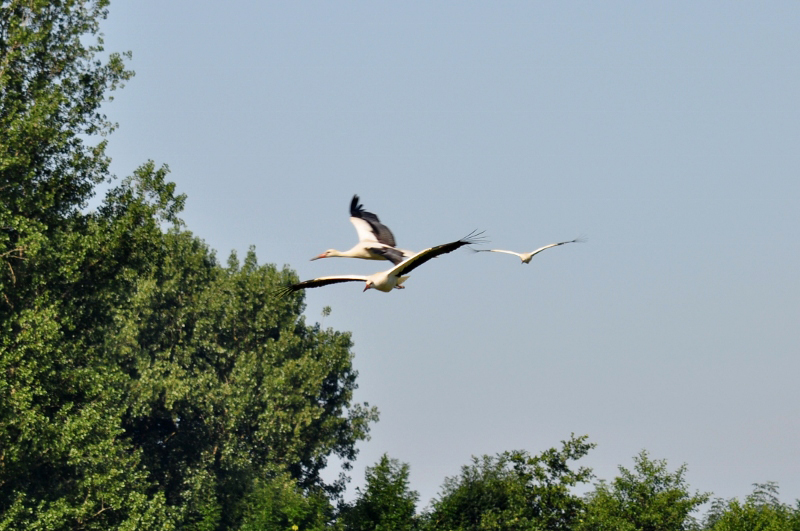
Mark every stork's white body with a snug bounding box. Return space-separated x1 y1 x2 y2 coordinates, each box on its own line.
312 195 413 265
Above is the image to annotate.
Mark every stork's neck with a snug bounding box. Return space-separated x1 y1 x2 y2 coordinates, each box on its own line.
336 248 366 258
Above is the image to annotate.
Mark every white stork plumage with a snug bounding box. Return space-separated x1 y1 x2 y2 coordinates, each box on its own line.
475 237 584 264
283 231 485 294
311 195 413 265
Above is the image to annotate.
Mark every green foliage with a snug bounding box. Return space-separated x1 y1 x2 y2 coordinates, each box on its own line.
1 159 183 528
1 163 378 530
0 2 177 524
703 482 800 531
578 450 709 531
121 234 378 527
424 434 595 531
0 2 378 529
239 471 334 531
342 454 419 531
0 0 132 234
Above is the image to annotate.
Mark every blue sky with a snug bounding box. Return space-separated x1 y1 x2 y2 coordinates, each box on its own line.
100 2 800 507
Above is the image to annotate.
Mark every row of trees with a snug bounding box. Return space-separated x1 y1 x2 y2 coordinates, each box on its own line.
2 2 797 529
264 435 800 531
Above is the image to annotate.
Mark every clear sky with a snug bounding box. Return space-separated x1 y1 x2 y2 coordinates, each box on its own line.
99 1 800 508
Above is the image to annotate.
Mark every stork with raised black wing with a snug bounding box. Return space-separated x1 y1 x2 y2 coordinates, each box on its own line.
474 237 584 264
284 231 486 294
311 195 413 265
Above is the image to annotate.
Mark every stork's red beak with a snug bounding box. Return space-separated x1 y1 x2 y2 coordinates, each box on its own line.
310 254 324 261
363 284 369 292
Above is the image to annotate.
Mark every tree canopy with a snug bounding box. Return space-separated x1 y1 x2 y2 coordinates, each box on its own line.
577 450 709 531
704 483 800 531
1 2 376 528
424 434 595 531
342 454 419 531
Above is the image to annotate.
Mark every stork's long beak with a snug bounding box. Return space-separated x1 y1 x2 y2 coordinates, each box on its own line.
363 283 370 292
310 254 324 261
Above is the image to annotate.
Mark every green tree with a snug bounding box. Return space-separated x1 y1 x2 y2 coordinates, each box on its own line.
703 482 800 531
578 450 709 531
121 233 378 528
342 454 419 531
1 162 183 528
0 2 173 524
239 471 334 531
424 434 595 531
1 2 378 528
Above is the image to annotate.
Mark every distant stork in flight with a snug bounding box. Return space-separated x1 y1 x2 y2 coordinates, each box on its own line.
311 195 413 265
284 231 486 294
475 237 584 264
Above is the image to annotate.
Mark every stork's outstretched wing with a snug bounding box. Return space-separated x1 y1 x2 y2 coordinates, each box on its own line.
392 230 487 276
278 275 368 296
527 238 583 258
350 195 397 246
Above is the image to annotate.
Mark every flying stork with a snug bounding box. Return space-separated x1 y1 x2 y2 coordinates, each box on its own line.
283 231 486 294
311 195 413 265
475 237 584 264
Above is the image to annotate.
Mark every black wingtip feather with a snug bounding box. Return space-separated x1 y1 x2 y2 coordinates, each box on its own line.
462 229 489 246
350 194 362 217
274 285 298 299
